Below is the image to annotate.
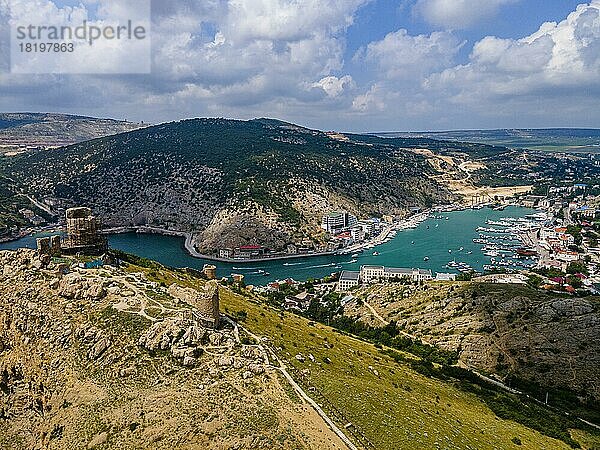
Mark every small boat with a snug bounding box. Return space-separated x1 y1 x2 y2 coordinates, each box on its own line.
448 249 452 253
516 248 537 257
373 252 380 256
351 253 359 258
263 272 270 276
424 256 430 261
411 241 415 245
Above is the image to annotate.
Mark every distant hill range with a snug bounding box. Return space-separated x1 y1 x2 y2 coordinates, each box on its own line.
375 128 600 153
3 117 493 251
0 112 145 152
4 117 598 251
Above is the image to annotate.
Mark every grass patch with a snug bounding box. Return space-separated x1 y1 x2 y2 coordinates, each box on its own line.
214 286 588 450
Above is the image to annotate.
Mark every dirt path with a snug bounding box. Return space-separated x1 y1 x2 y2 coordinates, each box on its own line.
363 299 388 326
240 325 357 450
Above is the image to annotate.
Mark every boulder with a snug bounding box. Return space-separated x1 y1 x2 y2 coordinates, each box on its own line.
218 356 235 367
87 431 108 448
88 337 111 360
183 356 196 367
138 319 184 351
248 364 264 375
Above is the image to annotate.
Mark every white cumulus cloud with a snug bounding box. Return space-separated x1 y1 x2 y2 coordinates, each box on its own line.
312 75 354 97
360 29 464 78
427 2 600 97
0 0 599 131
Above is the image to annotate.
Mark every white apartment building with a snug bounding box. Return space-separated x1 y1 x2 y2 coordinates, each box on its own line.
337 265 433 291
321 211 358 233
360 265 433 283
337 271 360 291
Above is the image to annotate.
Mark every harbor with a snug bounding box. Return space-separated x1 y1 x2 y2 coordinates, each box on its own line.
0 206 537 285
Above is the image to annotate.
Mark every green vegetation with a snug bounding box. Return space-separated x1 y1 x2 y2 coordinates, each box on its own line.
215 286 598 449
383 347 590 448
114 257 600 449
0 117 465 253
459 381 583 448
567 225 583 245
0 179 54 232
96 306 151 340
382 128 600 154
505 376 600 425
222 286 589 449
567 261 588 275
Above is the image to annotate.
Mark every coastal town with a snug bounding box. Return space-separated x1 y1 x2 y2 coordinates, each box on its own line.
3 1 600 447
5 175 600 301
254 182 600 312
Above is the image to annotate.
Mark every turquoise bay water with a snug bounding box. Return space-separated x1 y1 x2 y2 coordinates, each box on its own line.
0 206 534 285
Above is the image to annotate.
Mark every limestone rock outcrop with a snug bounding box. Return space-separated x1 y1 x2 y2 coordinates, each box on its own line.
349 282 600 401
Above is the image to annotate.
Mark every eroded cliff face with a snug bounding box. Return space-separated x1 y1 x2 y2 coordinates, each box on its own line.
347 282 600 401
0 249 344 450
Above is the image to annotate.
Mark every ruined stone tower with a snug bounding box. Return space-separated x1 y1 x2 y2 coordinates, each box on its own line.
61 207 108 255
202 264 217 280
168 280 220 329
36 235 61 256
197 281 220 328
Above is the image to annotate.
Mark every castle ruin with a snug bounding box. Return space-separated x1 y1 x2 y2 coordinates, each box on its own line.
61 207 108 255
168 281 220 329
202 264 217 280
36 235 61 257
36 207 108 257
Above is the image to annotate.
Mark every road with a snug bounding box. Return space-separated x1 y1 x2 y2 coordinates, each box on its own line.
19 194 54 216
362 294 599 430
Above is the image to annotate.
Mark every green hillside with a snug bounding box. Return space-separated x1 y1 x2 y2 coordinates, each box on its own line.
130 257 600 450
2 246 598 449
1 118 458 252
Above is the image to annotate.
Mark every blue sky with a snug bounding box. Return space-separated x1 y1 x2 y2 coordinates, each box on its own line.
1 0 599 131
345 0 583 66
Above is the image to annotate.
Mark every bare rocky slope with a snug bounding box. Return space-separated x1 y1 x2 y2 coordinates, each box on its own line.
347 282 600 403
0 114 145 234
0 249 345 450
0 113 143 150
1 249 599 449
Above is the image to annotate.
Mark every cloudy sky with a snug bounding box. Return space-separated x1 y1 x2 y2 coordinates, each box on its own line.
1 0 599 131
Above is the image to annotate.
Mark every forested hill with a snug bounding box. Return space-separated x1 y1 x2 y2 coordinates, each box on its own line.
3 117 471 252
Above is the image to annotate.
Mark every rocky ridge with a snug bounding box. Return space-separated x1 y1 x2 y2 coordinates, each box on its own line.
3 118 455 254
0 249 345 449
347 282 600 402
0 113 143 150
